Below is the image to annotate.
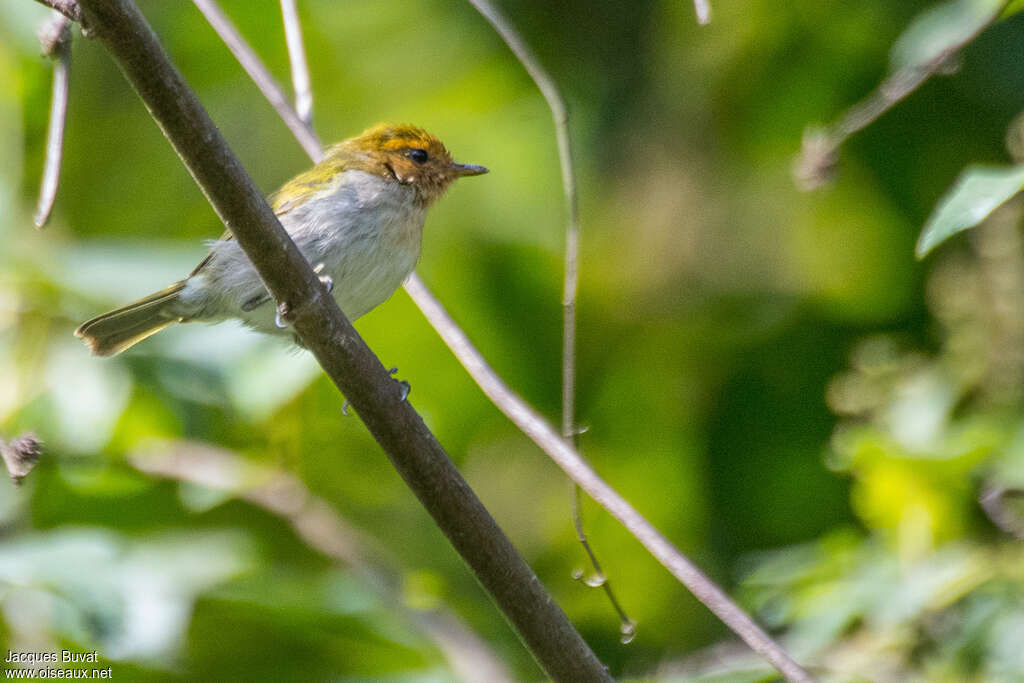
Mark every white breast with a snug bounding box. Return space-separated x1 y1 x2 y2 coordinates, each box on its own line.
179 170 426 336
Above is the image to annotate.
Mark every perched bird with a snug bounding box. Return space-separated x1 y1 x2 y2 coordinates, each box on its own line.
75 124 487 356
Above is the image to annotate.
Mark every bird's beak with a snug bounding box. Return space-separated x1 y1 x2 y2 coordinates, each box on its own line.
451 162 489 177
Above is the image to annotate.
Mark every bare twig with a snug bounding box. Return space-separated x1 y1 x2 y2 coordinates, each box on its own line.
279 0 313 126
794 65 939 191
1 433 43 485
463 0 633 632
457 0 580 475
191 0 322 162
693 0 711 25
571 481 636 642
34 11 72 228
32 0 82 23
187 1 813 678
130 442 516 683
462 3 579 428
794 3 1005 190
72 1 610 680
402 277 815 682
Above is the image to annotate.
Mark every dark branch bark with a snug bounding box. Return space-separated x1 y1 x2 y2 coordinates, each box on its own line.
195 0 808 671
73 0 611 680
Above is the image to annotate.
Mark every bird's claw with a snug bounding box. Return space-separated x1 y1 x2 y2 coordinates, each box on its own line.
313 263 333 294
342 399 351 416
275 302 291 328
387 367 410 401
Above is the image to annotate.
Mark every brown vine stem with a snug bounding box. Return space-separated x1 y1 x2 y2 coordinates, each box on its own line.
33 11 72 228
71 0 611 679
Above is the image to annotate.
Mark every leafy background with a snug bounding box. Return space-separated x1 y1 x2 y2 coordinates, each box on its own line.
2 0 1024 680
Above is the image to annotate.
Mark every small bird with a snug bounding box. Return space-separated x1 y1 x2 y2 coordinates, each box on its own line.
75 124 487 356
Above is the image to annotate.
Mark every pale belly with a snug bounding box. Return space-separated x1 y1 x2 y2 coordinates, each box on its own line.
176 171 425 335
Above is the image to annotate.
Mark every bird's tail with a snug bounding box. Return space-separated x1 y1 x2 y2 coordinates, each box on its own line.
75 281 187 356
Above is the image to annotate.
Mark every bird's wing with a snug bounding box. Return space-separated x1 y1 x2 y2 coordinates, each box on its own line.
187 201 295 279
189 148 348 280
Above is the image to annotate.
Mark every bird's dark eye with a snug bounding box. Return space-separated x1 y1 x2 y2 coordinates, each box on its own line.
407 148 429 164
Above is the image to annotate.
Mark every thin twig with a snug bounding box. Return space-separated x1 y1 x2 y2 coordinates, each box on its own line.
191 0 322 162
131 442 516 683
262 0 635 642
693 0 711 25
794 2 1007 190
463 0 633 632
279 0 313 126
402 277 815 683
188 1 813 677
73 1 609 679
34 11 72 228
571 481 636 642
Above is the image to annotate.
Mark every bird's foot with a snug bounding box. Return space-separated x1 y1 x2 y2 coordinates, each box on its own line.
313 263 334 294
388 367 411 402
275 302 291 328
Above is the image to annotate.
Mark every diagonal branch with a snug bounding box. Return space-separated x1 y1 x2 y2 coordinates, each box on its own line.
192 0 322 161
403 277 816 683
188 2 814 680
71 1 610 680
794 1 1006 191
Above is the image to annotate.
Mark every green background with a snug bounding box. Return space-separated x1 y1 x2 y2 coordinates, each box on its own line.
2 1 1024 680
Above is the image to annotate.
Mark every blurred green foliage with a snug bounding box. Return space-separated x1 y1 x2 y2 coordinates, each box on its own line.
2 0 1024 681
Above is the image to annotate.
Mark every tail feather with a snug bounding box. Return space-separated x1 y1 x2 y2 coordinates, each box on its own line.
75 281 187 356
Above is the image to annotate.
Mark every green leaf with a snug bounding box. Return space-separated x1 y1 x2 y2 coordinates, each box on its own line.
916 165 1024 258
890 0 1004 72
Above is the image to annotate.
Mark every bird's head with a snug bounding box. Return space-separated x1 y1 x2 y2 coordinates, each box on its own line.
338 123 487 205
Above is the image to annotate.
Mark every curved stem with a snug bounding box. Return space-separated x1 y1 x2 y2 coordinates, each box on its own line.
72 1 611 680
34 11 72 228
99 1 813 678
